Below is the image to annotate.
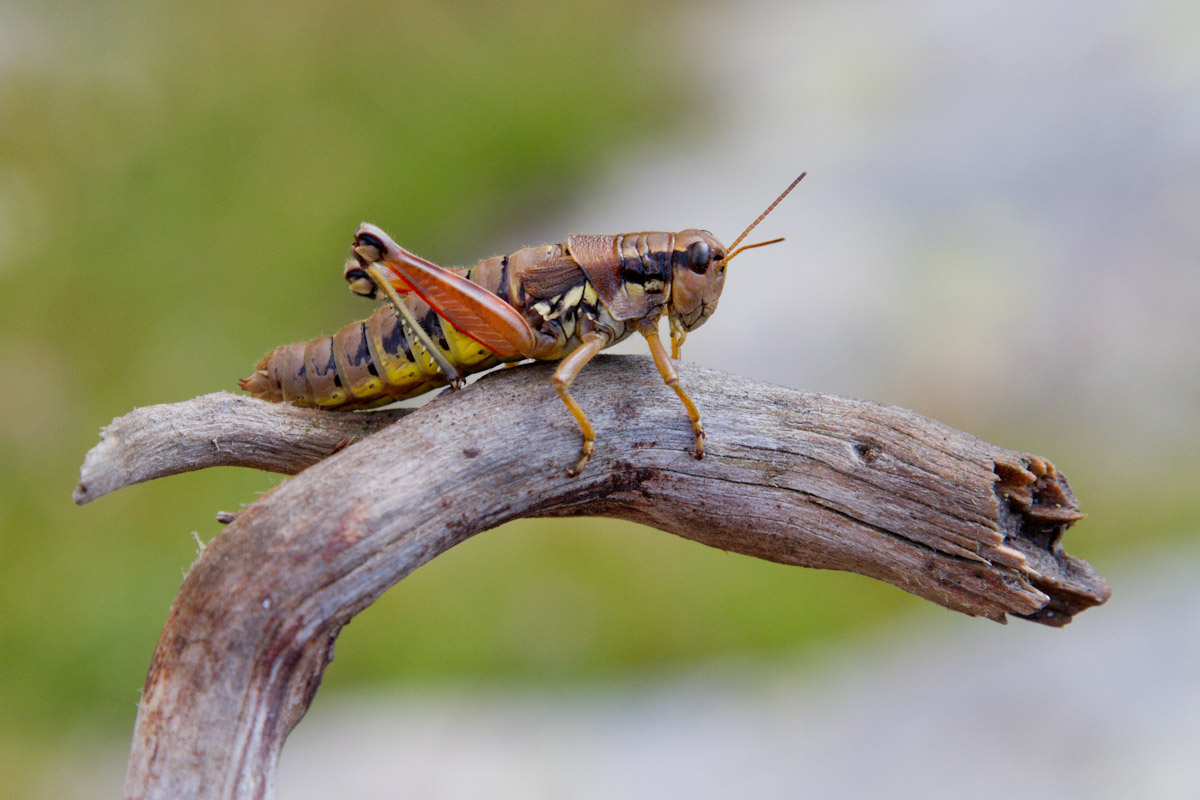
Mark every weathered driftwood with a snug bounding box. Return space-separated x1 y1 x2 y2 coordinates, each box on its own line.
75 356 1109 800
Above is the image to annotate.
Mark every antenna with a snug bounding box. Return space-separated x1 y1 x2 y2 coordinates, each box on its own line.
722 171 806 264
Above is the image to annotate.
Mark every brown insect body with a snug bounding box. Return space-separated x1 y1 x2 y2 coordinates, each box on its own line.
243 229 725 402
241 174 803 474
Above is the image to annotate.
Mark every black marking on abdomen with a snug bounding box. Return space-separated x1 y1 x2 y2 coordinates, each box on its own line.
427 307 452 351
381 310 414 361
351 323 371 365
498 254 512 305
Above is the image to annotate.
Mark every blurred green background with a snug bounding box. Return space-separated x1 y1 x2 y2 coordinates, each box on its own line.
2 0 1197 797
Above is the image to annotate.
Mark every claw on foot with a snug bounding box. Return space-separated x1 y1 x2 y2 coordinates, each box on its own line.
567 440 595 478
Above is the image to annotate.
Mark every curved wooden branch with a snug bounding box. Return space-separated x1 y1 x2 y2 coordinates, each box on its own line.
76 356 1109 800
73 394 411 504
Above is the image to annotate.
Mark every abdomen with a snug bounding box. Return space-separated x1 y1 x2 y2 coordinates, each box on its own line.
240 299 507 409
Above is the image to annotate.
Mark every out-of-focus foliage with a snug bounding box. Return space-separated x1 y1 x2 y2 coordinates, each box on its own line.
0 0 727 780
0 0 904 775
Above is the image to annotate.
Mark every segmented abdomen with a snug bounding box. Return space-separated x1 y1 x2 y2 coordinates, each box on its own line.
240 299 507 409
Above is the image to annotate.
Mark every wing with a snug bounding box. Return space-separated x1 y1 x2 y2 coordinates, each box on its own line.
518 254 587 300
354 223 537 358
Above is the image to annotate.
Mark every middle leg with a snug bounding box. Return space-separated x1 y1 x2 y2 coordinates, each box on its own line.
551 331 610 477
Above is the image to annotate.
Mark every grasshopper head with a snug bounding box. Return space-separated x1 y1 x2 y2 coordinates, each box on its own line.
670 172 805 334
669 229 728 331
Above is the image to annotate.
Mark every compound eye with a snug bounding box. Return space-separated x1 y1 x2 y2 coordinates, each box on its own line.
685 240 711 274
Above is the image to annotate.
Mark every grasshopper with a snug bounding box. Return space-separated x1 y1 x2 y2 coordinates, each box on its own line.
241 173 804 475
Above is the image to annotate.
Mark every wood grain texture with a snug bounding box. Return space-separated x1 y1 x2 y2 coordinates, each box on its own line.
73 394 411 504
75 355 1109 800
